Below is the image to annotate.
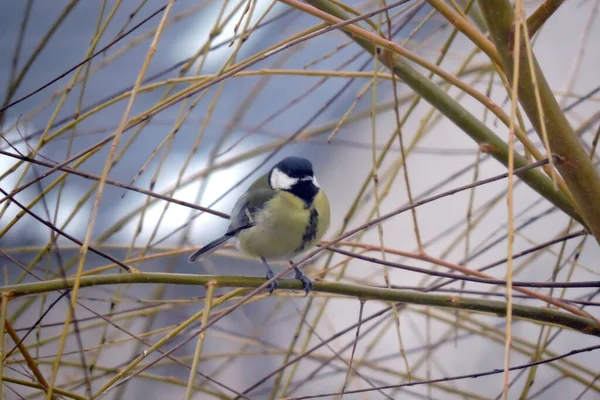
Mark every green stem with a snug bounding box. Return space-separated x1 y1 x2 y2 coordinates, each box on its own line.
2 272 599 337
301 0 583 226
478 0 600 245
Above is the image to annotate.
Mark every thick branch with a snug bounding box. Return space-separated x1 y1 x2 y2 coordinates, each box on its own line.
292 0 583 225
478 0 600 245
2 273 599 337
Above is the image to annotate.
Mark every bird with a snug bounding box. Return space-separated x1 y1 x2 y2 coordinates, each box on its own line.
188 156 330 295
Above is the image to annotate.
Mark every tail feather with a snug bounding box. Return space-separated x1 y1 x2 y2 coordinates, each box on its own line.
188 235 231 263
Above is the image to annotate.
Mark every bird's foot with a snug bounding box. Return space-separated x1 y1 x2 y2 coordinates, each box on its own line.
294 266 313 296
265 270 279 295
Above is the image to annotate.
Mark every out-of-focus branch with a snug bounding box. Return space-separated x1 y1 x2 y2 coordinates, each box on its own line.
284 0 583 226
478 0 600 245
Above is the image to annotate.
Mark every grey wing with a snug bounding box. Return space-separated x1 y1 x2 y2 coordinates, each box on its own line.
226 188 276 235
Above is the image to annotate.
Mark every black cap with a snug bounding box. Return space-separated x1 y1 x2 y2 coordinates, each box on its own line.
273 156 314 179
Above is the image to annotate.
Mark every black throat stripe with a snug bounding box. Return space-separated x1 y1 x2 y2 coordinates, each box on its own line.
289 181 318 206
296 207 319 253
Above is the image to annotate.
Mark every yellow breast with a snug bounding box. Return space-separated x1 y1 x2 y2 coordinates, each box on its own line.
237 190 330 260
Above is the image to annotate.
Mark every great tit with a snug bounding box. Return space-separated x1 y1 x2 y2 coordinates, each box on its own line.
188 156 330 294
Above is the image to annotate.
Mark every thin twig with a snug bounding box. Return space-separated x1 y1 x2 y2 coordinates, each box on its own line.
339 300 365 399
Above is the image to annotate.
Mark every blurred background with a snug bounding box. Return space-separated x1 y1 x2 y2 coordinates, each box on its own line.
1 0 599 399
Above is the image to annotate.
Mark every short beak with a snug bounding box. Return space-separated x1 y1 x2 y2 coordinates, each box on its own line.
300 176 313 182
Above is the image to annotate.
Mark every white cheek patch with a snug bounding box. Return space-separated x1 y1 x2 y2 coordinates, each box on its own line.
312 176 320 188
270 168 298 190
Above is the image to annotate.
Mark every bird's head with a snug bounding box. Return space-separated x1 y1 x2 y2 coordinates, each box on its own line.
269 156 320 204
